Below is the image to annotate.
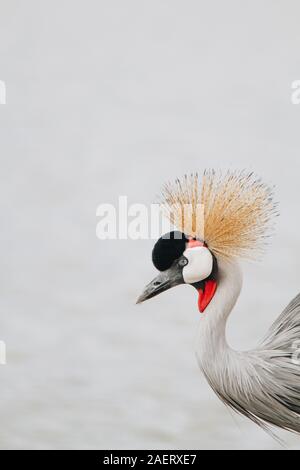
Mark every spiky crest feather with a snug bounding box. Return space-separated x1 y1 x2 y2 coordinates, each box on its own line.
161 170 278 259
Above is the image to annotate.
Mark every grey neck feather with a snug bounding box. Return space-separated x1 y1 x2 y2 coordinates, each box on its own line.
196 258 243 364
195 258 300 437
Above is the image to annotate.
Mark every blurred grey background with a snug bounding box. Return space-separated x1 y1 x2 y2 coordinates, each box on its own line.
0 0 300 450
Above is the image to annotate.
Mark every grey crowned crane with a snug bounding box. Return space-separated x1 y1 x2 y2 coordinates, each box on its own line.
137 170 300 437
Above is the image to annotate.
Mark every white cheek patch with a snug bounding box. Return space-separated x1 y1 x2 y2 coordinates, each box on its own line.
182 247 213 284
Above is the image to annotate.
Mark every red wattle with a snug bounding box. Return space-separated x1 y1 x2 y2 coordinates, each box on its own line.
198 280 217 313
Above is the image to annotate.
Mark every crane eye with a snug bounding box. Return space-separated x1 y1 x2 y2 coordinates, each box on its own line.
178 257 188 267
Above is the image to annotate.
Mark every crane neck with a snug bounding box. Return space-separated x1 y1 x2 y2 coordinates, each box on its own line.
195 258 243 364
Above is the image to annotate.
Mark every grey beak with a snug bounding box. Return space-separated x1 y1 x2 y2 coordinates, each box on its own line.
136 262 184 304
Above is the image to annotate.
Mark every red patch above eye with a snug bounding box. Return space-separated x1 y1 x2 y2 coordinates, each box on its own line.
187 238 205 249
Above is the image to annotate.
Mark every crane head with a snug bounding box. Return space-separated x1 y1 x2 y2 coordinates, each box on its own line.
137 171 277 313
136 231 218 313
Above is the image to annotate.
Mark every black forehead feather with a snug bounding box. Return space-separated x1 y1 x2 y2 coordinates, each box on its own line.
152 231 188 271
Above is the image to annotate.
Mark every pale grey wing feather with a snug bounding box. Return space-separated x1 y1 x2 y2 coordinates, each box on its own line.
251 293 300 433
260 293 300 351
